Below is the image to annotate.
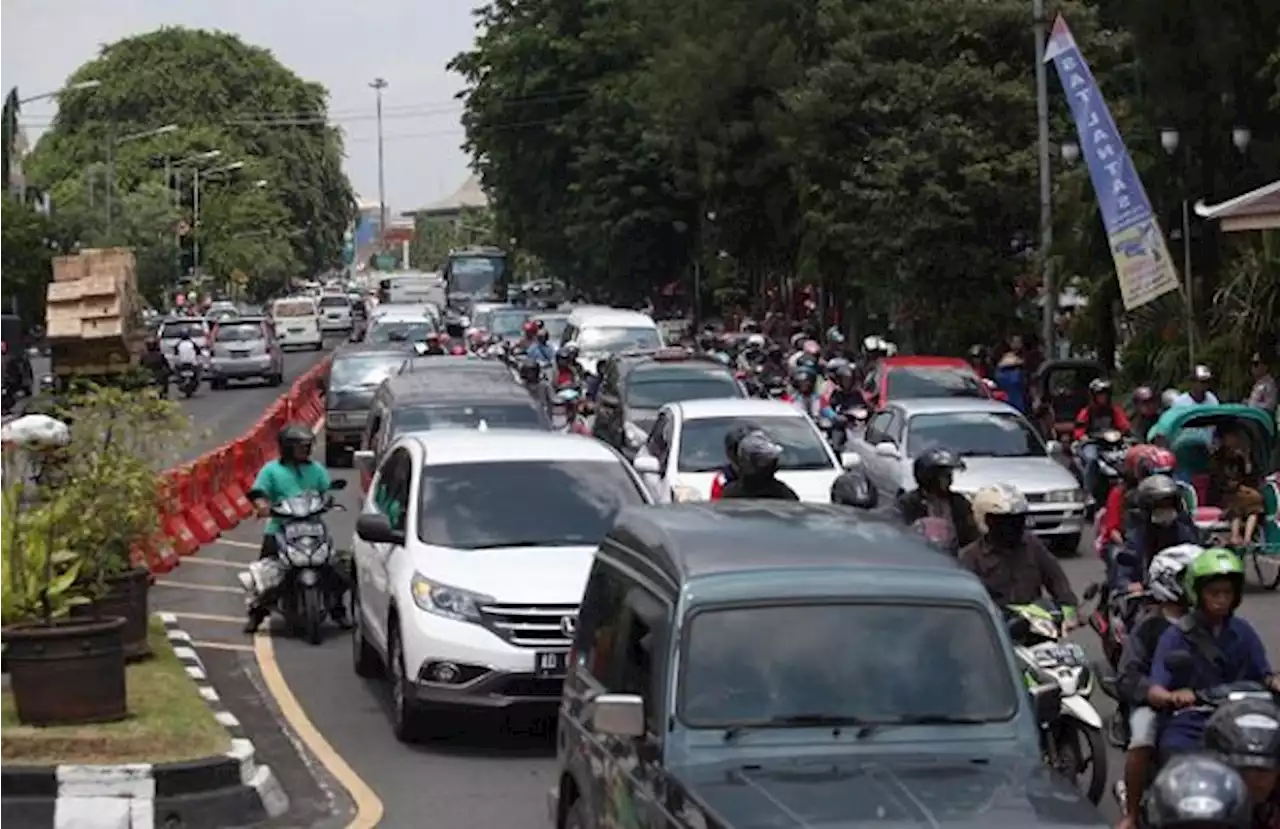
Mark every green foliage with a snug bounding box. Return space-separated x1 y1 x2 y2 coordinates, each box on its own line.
25 27 356 295
1 196 55 331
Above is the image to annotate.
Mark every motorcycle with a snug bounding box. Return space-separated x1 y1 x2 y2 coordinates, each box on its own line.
1082 574 1150 749
238 479 349 645
552 386 591 435
1007 601 1108 805
176 363 200 398
1073 428 1129 513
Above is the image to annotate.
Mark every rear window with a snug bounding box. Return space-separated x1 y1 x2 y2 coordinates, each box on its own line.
213 322 264 342
161 321 206 339
370 320 435 344
392 403 545 432
625 367 742 409
886 366 985 399
318 296 349 309
274 300 317 318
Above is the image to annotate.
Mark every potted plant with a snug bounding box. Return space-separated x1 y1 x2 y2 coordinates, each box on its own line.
55 384 190 661
1 418 128 726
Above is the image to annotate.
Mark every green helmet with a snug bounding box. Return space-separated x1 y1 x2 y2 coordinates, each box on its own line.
1181 547 1245 609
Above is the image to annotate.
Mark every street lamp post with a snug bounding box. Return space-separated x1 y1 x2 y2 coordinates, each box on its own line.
17 79 101 105
105 123 177 241
171 151 222 283
192 161 244 280
1033 0 1055 356
370 78 389 245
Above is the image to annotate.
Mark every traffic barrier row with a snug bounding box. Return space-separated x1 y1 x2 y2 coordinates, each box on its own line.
136 356 333 574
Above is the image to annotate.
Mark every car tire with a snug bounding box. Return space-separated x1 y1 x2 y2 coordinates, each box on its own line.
1051 533 1082 558
211 378 227 391
313 341 323 352
387 624 420 743
563 797 591 829
351 587 382 678
268 373 284 387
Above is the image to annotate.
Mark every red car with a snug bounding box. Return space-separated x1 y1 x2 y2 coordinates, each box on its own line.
862 356 996 410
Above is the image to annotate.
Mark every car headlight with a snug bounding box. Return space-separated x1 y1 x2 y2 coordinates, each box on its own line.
409 573 492 623
1044 489 1084 503
672 484 704 503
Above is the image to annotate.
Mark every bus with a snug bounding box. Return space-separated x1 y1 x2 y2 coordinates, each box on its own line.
442 246 509 308
376 271 446 308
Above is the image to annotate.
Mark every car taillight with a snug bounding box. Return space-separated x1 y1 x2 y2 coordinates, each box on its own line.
1 341 7 355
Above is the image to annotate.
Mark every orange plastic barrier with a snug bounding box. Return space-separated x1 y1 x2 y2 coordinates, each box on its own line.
225 442 254 518
204 453 239 530
181 464 221 543
160 471 200 557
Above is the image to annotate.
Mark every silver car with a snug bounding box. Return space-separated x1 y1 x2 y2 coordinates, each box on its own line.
848 398 1087 550
208 317 284 389
158 317 210 368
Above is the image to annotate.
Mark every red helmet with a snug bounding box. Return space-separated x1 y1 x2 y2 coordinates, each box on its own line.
1137 447 1176 480
522 320 539 337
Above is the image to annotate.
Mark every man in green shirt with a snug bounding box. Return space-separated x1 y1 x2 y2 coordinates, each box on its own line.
245 423 338 633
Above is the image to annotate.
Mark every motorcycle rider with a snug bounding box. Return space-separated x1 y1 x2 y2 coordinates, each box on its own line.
710 422 758 500
1142 755 1252 829
173 328 202 384
1114 474 1199 595
1147 548 1280 755
958 483 1079 615
1114 543 1201 829
517 357 552 418
1172 364 1220 408
789 365 830 420
1129 385 1161 442
719 430 800 501
139 336 171 394
525 324 556 365
1074 378 1132 500
738 333 766 371
244 424 340 633
966 344 989 380
420 332 447 356
898 448 980 549
553 342 581 388
1204 698 1280 828
823 360 860 412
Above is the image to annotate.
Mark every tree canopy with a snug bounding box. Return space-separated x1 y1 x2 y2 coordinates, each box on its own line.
453 0 1280 390
23 26 355 304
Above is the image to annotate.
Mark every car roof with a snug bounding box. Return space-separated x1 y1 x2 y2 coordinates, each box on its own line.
401 429 626 465
160 317 208 327
334 342 415 359
675 398 807 420
567 308 656 326
396 356 514 378
396 383 535 406
887 397 1023 416
881 356 972 369
371 306 436 321
609 502 970 583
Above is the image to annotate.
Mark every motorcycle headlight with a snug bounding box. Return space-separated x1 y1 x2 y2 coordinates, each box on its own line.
286 538 330 567
409 573 492 623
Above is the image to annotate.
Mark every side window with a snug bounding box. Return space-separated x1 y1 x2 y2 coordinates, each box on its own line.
866 411 893 444
364 410 382 452
576 563 630 682
646 410 670 462
885 411 905 444
374 448 411 531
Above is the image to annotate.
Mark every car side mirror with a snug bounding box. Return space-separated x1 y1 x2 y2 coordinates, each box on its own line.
1029 680 1062 726
633 455 661 476
840 452 861 470
1006 615 1031 642
874 442 899 459
330 478 348 491
353 450 376 476
355 513 405 545
590 693 646 737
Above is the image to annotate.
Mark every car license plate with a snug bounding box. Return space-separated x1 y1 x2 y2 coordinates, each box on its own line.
288 327 304 334
284 521 325 540
534 650 569 678
230 350 249 357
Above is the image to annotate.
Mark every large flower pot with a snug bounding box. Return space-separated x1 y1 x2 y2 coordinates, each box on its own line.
72 566 153 661
2 616 128 726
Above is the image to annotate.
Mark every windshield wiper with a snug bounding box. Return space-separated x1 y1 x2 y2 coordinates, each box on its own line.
853 714 989 738
722 714 872 742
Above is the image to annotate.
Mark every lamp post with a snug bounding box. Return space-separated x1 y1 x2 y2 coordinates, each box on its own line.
370 78 389 246
105 123 178 241
170 151 221 283
1033 0 1055 356
193 161 244 281
3 80 99 199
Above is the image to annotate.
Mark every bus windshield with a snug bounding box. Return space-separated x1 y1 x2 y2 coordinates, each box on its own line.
448 254 506 297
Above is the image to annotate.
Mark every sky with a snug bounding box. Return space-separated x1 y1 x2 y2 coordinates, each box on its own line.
1 0 480 215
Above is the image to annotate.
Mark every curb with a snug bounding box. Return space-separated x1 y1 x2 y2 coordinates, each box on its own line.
0 614 290 829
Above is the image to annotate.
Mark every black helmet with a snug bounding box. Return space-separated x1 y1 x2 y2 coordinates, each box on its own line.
277 422 314 456
1204 698 1280 770
518 358 541 382
1137 474 1182 512
1143 755 1251 829
831 467 877 509
724 422 758 459
913 447 965 491
736 431 783 478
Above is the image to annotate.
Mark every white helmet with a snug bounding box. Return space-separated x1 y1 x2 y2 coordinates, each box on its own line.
1146 544 1203 604
746 333 766 349
970 483 1029 534
1161 388 1179 410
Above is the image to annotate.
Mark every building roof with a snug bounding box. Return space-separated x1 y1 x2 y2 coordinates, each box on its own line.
404 175 488 217
1194 180 1280 232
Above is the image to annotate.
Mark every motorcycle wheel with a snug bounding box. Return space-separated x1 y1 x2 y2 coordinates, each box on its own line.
1049 719 1107 805
300 586 326 645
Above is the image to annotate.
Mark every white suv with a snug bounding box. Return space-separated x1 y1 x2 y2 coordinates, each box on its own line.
350 429 653 741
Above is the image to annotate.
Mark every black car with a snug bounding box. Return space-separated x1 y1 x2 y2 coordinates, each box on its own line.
324 342 417 464
592 348 744 456
2 313 34 412
550 502 1107 829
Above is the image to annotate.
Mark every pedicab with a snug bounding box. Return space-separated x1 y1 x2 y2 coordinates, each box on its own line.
1146 403 1280 589
1030 359 1106 442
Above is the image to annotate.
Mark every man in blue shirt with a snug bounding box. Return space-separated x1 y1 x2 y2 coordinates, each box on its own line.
244 423 335 633
1146 548 1279 753
525 326 556 365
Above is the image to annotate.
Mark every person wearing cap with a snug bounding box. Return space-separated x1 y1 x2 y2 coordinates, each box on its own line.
1171 364 1220 408
1246 351 1276 413
993 351 1029 414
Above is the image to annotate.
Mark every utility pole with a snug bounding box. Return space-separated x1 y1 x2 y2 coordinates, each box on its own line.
105 131 116 241
1033 0 1055 356
370 77 389 248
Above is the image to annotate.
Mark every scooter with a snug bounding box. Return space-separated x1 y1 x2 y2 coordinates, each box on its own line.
176 363 200 398
1073 429 1128 514
1007 602 1108 805
238 479 349 645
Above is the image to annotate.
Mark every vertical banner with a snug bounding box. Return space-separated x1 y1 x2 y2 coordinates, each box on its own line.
1044 15 1180 311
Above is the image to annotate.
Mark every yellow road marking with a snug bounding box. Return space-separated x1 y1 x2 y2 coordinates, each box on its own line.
155 580 241 594
192 640 255 653
211 538 261 550
182 557 249 569
164 611 244 624
254 633 384 828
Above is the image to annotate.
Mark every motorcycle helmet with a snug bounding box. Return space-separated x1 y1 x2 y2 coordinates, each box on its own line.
1123 444 1156 482
802 339 821 357
741 318 761 334
724 421 759 463
1143 755 1251 829
831 466 877 509
791 365 817 388
745 333 766 351
560 341 581 363
1204 698 1280 770
521 320 539 338
970 483 1028 547
517 358 541 384
1088 377 1113 398
1182 547 1245 612
277 422 315 460
1137 446 1177 480
1146 544 1203 604
1193 364 1214 383
1161 388 1180 410
698 330 717 351
967 344 986 360
912 447 965 493
1137 474 1183 525
735 431 783 478
1133 385 1156 405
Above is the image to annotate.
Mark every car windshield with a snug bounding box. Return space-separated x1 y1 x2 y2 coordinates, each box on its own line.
273 300 316 318
417 460 646 549
681 602 1018 728
318 295 349 309
489 310 530 338
539 316 569 342
393 403 545 432
678 415 833 473
369 320 435 344
448 255 505 295
213 323 263 343
625 371 741 410
578 326 661 352
887 367 984 399
907 412 1046 458
330 354 406 389
161 321 205 339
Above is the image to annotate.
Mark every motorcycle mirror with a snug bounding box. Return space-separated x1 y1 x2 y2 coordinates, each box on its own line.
1029 680 1062 726
1006 615 1032 642
330 478 348 491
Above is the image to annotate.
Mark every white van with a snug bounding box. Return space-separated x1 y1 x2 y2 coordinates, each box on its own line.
271 297 324 351
316 292 353 332
560 308 664 373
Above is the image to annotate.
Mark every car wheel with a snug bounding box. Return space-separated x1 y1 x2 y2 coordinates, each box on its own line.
350 586 382 678
211 379 227 391
387 624 419 742
1051 534 1083 558
268 372 284 387
313 341 323 352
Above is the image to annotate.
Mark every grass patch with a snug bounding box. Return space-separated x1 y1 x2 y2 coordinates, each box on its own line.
1 616 230 765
